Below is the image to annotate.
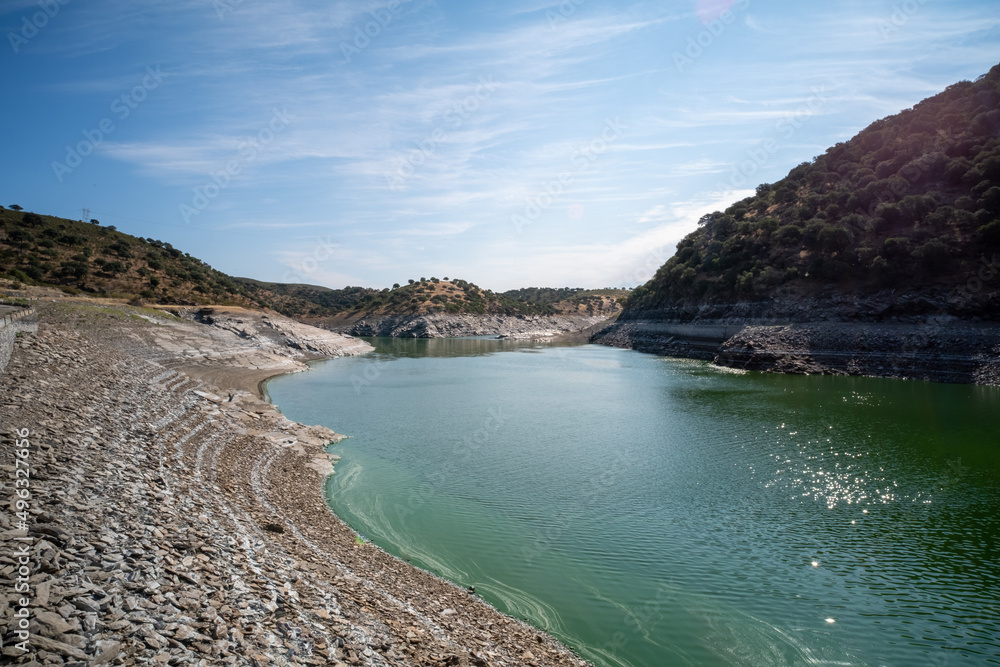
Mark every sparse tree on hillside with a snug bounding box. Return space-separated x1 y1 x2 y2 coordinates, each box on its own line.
7 228 33 247
103 261 126 276
9 205 22 211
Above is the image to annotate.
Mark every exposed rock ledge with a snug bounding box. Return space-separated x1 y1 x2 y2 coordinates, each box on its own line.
0 302 588 666
593 319 1000 386
333 313 611 340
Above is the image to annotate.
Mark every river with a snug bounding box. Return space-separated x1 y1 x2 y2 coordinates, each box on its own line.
265 337 1000 667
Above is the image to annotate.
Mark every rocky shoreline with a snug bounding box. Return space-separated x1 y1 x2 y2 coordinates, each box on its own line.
593 319 1000 385
330 313 612 340
0 302 589 666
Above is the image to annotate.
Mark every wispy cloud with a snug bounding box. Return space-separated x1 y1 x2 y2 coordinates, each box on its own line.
5 0 998 289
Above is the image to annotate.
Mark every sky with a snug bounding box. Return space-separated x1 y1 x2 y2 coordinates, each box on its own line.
1 0 998 291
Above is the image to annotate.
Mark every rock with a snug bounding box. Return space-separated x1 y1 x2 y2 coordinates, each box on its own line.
71 597 101 614
595 319 1000 386
93 639 121 664
27 636 89 661
0 301 590 667
33 610 73 636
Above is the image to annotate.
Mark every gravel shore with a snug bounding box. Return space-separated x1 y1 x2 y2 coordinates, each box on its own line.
0 302 589 666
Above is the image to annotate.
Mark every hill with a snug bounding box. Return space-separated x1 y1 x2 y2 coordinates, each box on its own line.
233 277 381 316
0 208 282 306
0 208 624 324
499 287 628 316
236 277 627 321
298 279 625 333
621 62 1000 322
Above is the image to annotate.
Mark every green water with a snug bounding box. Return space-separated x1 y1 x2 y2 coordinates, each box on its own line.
265 338 1000 666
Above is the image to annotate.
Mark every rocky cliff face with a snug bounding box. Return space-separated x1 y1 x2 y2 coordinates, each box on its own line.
592 319 1000 385
617 265 1000 324
714 322 1000 384
340 312 613 339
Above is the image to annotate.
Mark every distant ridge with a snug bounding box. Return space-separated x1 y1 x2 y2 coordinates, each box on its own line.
0 208 626 319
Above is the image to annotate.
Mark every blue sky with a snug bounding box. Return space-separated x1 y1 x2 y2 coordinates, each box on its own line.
2 0 998 291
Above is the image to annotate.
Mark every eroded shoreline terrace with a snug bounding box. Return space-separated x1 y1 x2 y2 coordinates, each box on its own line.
0 302 589 666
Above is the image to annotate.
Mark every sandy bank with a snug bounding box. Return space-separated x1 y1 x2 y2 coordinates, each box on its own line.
0 301 588 666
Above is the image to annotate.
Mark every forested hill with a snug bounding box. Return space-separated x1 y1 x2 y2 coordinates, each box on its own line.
0 208 624 319
622 62 1000 322
266 277 627 321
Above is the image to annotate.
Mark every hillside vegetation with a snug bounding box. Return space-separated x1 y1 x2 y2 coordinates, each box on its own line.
0 209 266 307
294 277 626 321
0 209 624 319
625 62 1000 320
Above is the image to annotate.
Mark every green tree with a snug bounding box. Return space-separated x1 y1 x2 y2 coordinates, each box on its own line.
882 237 912 260
7 228 33 247
61 260 89 281
819 226 853 253
979 220 1000 246
103 261 126 276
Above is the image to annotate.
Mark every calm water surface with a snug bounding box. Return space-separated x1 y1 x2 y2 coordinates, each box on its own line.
265 338 1000 667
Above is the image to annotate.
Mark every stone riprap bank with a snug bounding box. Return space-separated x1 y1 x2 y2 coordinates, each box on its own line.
0 308 37 375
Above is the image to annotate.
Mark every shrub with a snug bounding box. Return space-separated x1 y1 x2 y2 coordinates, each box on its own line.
58 234 85 246
819 226 853 253
802 220 826 249
882 237 912 260
758 217 779 233
980 186 1000 213
775 225 803 245
60 260 89 280
736 271 755 294
912 240 950 269
7 228 33 247
875 202 905 227
870 256 891 283
103 261 126 276
979 220 1000 246
955 195 977 211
